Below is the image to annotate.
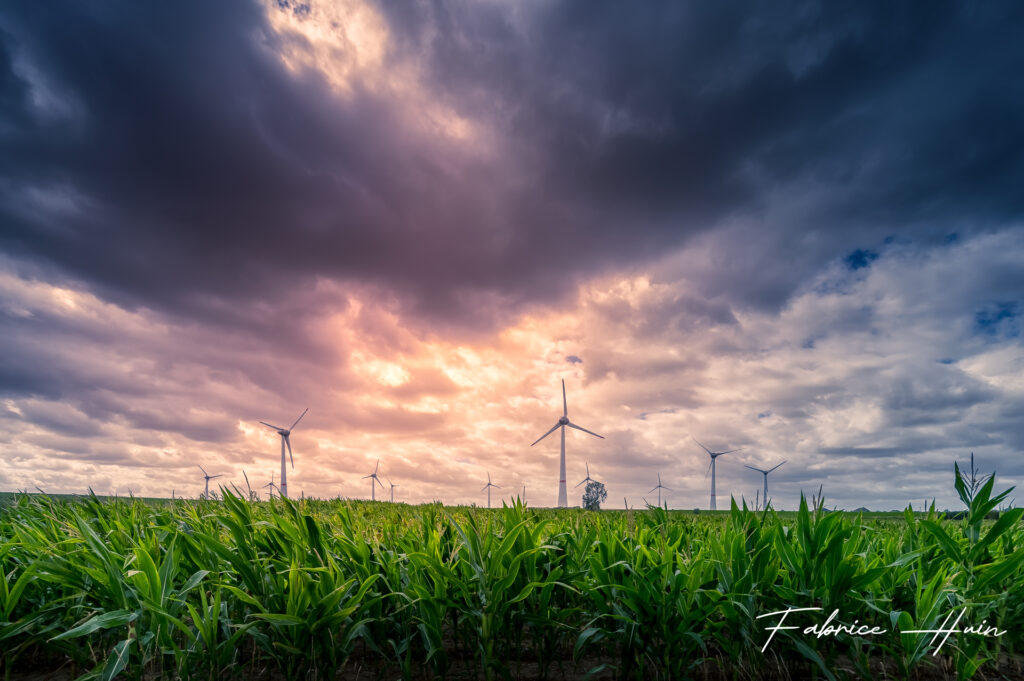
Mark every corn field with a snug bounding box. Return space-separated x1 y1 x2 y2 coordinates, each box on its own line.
2 465 1023 681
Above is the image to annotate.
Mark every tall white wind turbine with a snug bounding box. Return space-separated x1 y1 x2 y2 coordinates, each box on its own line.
532 379 604 507
693 437 742 510
482 473 500 508
259 408 308 499
198 466 223 500
649 472 671 507
263 472 277 499
387 478 398 503
363 459 384 501
744 460 786 509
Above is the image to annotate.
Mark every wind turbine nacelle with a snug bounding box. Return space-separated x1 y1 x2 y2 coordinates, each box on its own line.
558 416 570 425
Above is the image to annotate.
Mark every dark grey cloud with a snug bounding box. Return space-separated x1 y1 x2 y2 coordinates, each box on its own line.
1 0 1022 333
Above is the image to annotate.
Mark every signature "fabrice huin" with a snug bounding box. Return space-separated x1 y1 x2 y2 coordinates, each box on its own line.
757 606 1006 655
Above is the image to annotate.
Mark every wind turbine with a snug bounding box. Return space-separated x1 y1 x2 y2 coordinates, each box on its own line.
649 473 671 507
744 460 786 509
693 437 742 510
576 462 597 489
532 379 604 507
387 478 398 503
263 472 277 499
363 459 384 501
198 466 223 500
482 473 500 508
259 408 308 498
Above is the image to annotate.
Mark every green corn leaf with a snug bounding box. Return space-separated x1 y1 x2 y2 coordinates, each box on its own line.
920 520 963 564
98 638 133 681
50 609 139 641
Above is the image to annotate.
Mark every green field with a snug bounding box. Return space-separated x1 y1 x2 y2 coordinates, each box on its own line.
1 470 1023 681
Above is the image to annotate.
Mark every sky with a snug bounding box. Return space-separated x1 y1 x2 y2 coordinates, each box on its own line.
1 1 1022 510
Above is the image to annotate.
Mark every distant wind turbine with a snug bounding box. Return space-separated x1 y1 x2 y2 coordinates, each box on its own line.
259 408 308 498
482 473 500 508
576 462 598 488
198 466 223 500
387 477 398 503
263 472 277 499
744 460 786 509
363 459 385 501
693 437 742 510
532 379 604 507
649 473 671 507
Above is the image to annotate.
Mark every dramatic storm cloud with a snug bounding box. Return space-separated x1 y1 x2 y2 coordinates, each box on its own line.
0 0 1021 509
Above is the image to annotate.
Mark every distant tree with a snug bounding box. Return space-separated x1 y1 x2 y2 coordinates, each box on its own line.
582 481 607 510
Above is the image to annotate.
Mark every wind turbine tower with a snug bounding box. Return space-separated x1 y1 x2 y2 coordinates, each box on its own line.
532 379 604 507
693 437 742 510
259 408 308 498
198 466 223 500
388 478 398 503
482 473 500 508
363 460 384 501
744 460 786 509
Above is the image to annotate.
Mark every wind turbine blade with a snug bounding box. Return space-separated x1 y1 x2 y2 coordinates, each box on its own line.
481 484 489 492
566 422 604 439
199 465 207 476
769 461 787 473
704 459 713 478
576 479 587 488
531 422 561 446
692 437 713 455
649 485 659 493
562 379 567 417
286 435 294 469
586 462 591 477
374 459 380 474
259 421 284 431
719 448 742 455
494 484 501 488
744 464 761 472
376 477 385 489
362 474 373 479
663 486 673 491
290 408 309 431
